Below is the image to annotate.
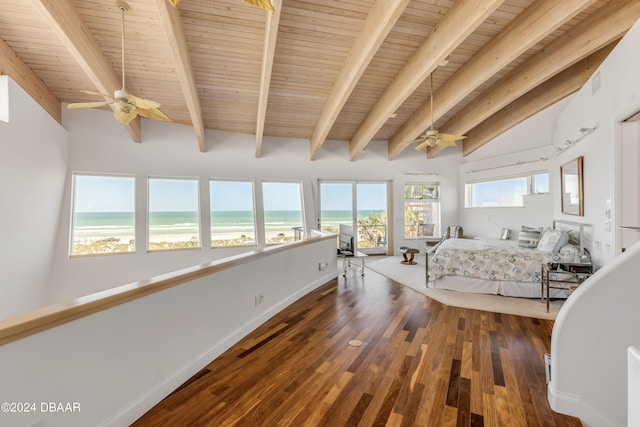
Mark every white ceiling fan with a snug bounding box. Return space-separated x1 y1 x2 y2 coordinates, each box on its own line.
410 73 466 150
67 1 171 125
167 0 274 12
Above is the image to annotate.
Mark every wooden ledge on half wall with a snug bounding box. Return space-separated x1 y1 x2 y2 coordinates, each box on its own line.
0 229 336 347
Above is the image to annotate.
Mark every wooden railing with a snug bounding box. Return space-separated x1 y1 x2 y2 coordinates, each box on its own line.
0 230 335 346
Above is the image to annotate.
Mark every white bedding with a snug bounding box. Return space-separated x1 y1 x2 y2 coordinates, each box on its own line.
428 238 577 298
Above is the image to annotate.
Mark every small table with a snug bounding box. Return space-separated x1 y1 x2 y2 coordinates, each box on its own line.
339 251 367 278
541 262 593 312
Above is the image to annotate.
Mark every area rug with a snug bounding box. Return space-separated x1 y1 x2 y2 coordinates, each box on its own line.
365 255 563 320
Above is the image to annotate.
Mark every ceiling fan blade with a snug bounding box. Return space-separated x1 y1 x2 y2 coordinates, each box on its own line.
126 94 161 110
438 139 458 147
113 108 138 125
136 108 172 122
244 0 275 11
415 138 436 151
67 101 110 109
80 90 117 100
438 133 467 141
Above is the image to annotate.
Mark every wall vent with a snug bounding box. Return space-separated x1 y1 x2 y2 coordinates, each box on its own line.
544 353 551 384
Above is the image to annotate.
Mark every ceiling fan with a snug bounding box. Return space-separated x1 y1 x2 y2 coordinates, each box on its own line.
67 1 171 125
167 0 274 12
410 73 466 150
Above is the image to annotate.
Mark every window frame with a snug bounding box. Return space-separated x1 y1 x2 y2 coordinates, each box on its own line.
403 183 441 239
209 179 257 248
70 172 136 257
465 171 549 209
261 180 306 246
147 176 201 252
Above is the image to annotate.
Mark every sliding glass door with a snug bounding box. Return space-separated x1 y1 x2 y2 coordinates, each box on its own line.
319 181 389 255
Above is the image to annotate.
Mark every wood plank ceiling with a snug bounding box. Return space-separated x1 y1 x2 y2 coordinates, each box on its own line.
0 0 638 159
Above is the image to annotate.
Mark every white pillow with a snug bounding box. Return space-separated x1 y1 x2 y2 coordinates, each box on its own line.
537 228 563 252
518 226 542 248
553 230 569 252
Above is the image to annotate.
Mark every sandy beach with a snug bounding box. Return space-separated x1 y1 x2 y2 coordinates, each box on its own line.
72 230 299 255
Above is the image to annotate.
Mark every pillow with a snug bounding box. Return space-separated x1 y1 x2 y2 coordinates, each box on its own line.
567 230 580 246
553 230 569 252
518 226 542 248
537 228 564 252
559 243 581 257
557 227 580 246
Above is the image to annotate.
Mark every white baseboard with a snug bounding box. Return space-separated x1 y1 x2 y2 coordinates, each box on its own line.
104 272 337 426
547 382 618 427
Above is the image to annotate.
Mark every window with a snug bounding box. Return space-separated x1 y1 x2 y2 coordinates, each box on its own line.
262 181 304 245
210 180 256 247
404 183 440 239
71 174 135 256
532 173 549 194
148 178 200 250
465 172 549 208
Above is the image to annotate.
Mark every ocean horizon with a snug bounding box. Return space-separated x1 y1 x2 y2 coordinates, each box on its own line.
72 210 385 242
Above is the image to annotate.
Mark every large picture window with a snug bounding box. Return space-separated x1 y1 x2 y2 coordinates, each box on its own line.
262 181 304 245
148 177 200 250
210 180 256 247
465 172 549 208
71 174 135 256
404 183 440 239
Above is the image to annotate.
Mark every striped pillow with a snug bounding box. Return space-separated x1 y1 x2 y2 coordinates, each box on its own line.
518 226 543 248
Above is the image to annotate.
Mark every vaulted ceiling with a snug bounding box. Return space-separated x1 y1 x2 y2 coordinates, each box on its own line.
1 0 638 160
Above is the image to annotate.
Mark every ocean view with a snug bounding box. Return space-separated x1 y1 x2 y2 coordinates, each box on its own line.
73 209 386 243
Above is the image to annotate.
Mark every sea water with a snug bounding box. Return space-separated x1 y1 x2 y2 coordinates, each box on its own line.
72 209 384 243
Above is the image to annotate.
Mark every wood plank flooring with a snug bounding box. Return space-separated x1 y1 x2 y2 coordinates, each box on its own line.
133 267 581 426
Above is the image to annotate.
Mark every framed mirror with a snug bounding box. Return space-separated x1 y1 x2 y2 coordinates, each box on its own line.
561 156 584 216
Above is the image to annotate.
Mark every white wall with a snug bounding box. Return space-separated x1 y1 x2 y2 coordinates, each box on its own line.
459 97 566 239
549 241 640 427
47 107 462 304
0 235 338 427
548 18 640 426
551 20 640 268
0 77 68 319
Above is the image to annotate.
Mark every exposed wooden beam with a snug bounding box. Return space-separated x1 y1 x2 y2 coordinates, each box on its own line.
463 43 616 157
388 0 598 159
428 0 640 159
0 37 61 124
31 0 141 142
347 0 506 161
308 0 411 160
156 0 205 152
255 0 282 158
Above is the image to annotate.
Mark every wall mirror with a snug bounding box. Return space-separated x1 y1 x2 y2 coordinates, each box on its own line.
561 156 584 216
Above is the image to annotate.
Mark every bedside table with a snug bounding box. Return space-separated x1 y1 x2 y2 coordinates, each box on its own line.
541 262 593 312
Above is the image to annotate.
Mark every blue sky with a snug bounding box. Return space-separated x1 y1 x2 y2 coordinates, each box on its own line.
149 178 199 212
74 175 135 213
320 182 387 211
75 176 312 212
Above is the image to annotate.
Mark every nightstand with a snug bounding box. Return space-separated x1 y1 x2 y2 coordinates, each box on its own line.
541 262 593 312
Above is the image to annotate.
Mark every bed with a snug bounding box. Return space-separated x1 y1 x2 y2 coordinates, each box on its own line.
428 221 589 298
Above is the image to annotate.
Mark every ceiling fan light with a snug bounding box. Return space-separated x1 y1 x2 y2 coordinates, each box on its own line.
114 89 129 100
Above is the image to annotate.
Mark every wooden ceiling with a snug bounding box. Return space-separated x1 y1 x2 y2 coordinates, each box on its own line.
1 0 638 159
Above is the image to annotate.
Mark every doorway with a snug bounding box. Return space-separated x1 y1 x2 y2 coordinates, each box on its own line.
617 112 640 253
318 181 390 255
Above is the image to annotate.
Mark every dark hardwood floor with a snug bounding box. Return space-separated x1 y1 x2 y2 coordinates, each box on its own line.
133 267 581 426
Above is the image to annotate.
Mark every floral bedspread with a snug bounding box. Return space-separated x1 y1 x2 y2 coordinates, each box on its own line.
429 238 574 283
